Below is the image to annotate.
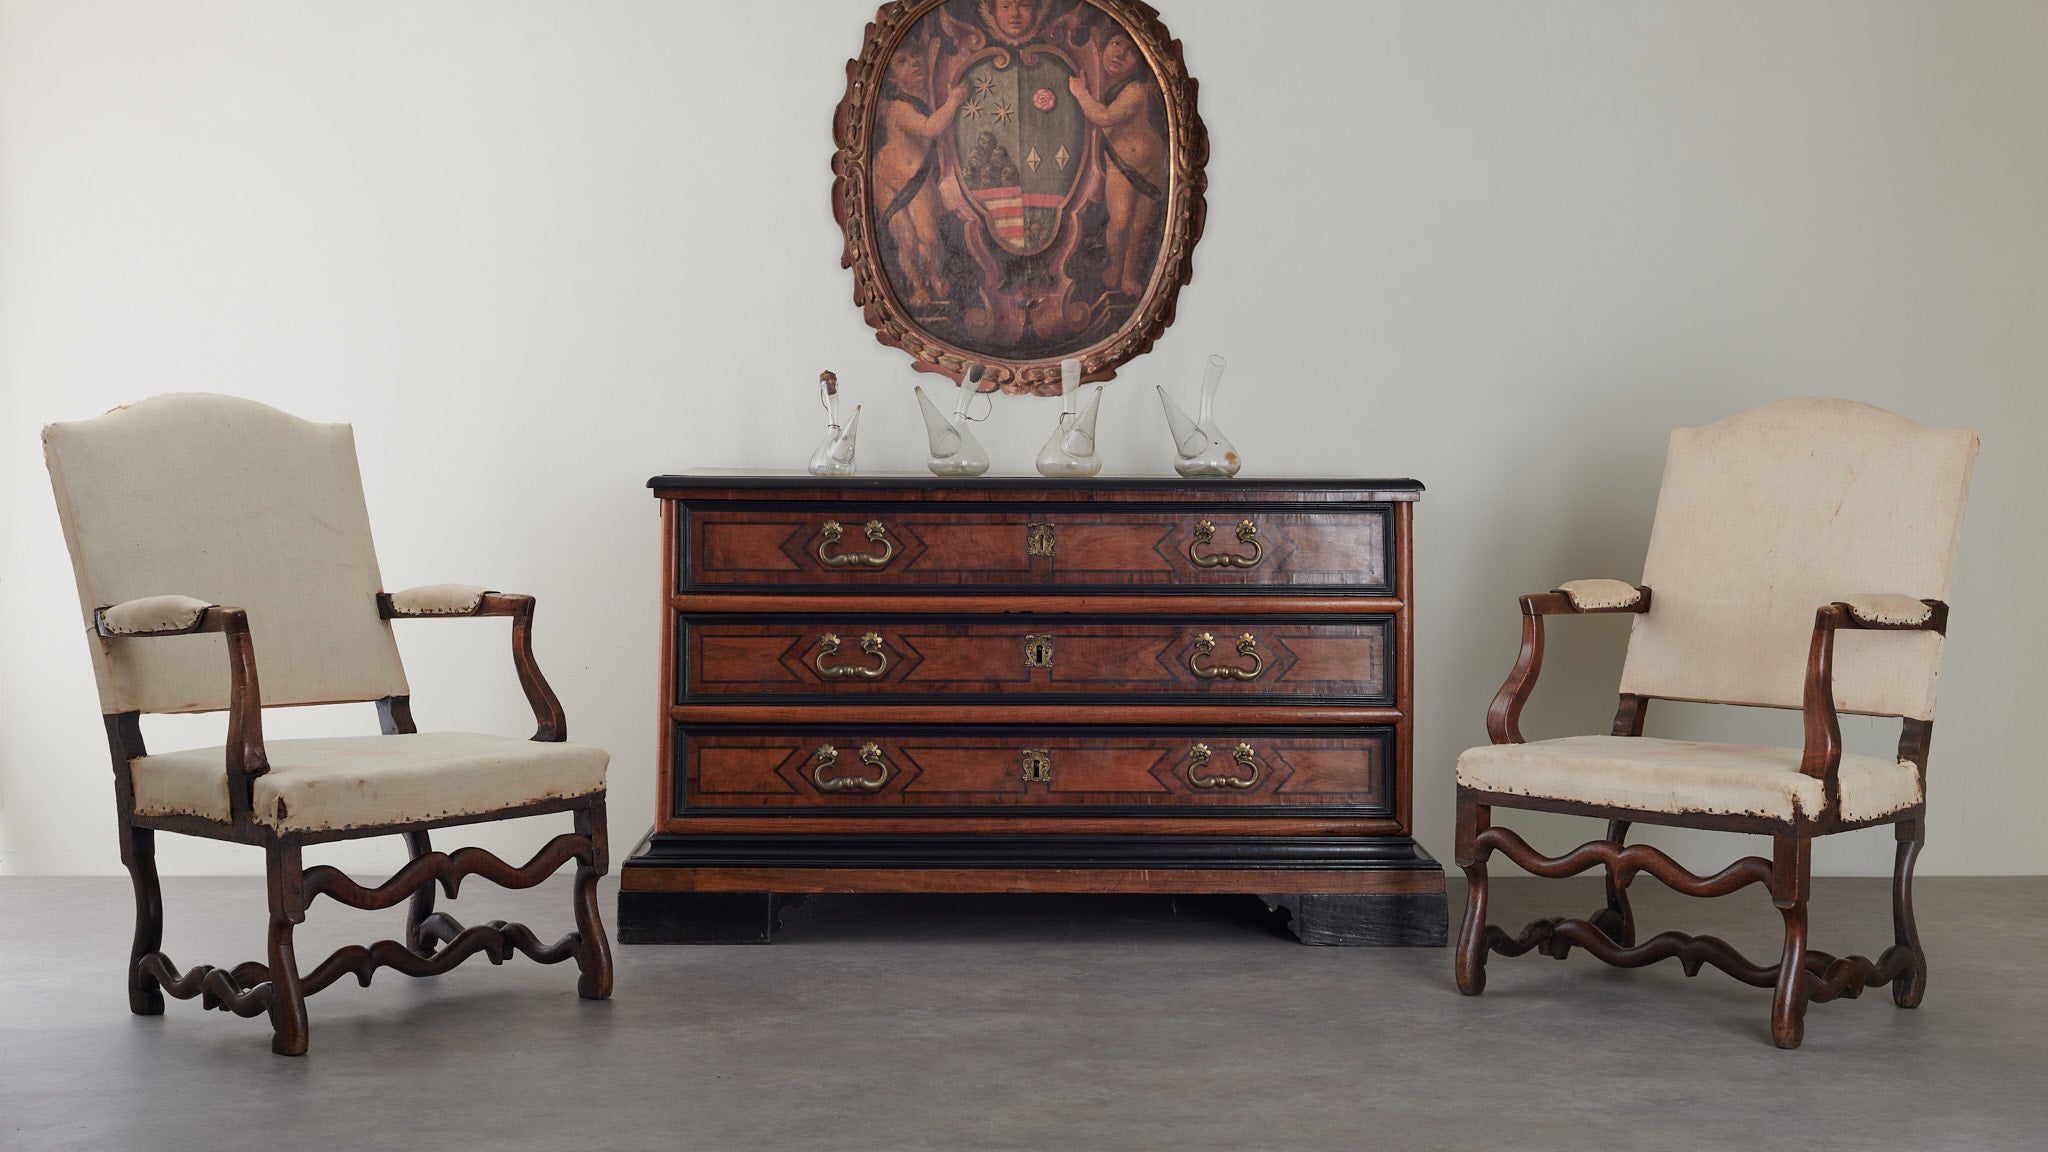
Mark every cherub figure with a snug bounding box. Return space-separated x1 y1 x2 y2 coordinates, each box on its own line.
1067 31 1167 298
873 45 968 306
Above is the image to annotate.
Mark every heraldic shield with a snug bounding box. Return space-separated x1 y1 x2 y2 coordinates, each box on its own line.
954 47 1086 257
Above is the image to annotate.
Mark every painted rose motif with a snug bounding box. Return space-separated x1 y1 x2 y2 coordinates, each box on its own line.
1033 87 1057 112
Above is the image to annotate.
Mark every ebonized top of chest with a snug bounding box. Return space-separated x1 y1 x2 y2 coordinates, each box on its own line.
651 474 1424 501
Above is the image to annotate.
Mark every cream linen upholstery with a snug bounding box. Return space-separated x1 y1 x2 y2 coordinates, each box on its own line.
1619 399 1976 721
388 584 493 615
131 732 608 834
100 595 216 635
1841 593 1935 628
1458 736 1919 823
1556 580 1642 611
44 394 409 713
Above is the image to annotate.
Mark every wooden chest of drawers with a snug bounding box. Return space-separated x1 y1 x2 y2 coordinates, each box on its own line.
618 476 1446 945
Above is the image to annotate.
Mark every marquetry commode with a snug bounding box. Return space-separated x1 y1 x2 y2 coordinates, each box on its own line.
617 475 1446 945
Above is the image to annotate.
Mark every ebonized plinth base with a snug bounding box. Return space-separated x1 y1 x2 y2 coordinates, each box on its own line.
1261 893 1449 946
617 831 1447 947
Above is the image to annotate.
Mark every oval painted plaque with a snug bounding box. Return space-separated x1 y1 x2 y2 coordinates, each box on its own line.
833 0 1209 394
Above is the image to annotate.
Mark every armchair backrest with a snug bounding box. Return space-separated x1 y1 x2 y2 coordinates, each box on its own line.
1619 398 1977 721
44 393 409 714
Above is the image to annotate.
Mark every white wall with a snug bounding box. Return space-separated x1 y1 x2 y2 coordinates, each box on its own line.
2 0 2043 879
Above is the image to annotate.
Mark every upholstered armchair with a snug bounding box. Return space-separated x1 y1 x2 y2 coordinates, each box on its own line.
44 394 613 1055
1453 398 1977 1048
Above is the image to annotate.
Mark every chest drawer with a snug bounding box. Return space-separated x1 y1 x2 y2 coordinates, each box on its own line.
678 725 1392 812
682 505 1391 592
680 616 1393 704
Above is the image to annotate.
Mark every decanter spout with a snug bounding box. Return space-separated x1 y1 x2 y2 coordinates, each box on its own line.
824 405 861 463
914 385 961 458
1157 386 1208 457
1062 384 1104 458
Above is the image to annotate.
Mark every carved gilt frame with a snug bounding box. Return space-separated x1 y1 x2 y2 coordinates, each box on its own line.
832 0 1209 395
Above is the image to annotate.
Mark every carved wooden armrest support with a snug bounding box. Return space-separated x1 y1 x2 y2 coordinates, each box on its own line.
94 598 270 820
377 589 565 742
1799 597 1948 813
1484 584 1653 744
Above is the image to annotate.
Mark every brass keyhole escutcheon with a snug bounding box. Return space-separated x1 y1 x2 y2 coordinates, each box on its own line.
1187 742 1260 789
1189 518 1264 569
1024 633 1054 668
814 742 889 792
815 631 889 679
818 518 896 568
1020 749 1052 783
1189 631 1263 680
1026 521 1056 558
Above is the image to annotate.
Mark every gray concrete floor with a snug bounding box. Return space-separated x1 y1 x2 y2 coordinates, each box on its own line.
1 874 2044 1151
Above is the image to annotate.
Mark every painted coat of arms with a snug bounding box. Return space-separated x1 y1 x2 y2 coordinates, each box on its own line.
834 0 1209 394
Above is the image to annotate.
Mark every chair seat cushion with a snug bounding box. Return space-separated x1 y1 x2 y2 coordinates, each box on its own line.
131 732 608 833
1456 735 1919 823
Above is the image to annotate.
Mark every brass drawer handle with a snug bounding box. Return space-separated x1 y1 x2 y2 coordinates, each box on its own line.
815 632 888 679
1189 518 1263 569
1188 742 1260 789
818 519 895 568
1190 631 1263 680
814 742 889 791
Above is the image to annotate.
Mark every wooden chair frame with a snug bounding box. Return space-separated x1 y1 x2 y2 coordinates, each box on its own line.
104 592 613 1056
1454 586 1943 1048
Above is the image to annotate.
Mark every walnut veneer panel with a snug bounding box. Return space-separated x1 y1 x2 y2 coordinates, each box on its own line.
681 617 1393 703
683 506 1390 591
679 727 1391 811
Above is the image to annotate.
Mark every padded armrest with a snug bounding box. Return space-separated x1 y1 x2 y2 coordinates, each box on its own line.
383 584 495 617
1554 580 1647 612
1838 593 1936 628
97 595 219 636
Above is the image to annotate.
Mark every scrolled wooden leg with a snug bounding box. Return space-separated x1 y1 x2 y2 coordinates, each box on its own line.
1770 835 1812 1049
121 822 165 1016
1454 793 1491 996
1892 819 1928 1008
1597 819 1637 947
573 801 614 1001
403 829 437 956
265 845 310 1057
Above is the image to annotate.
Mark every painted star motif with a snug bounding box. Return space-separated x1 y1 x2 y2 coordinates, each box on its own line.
973 71 996 97
991 99 1014 124
961 100 982 120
